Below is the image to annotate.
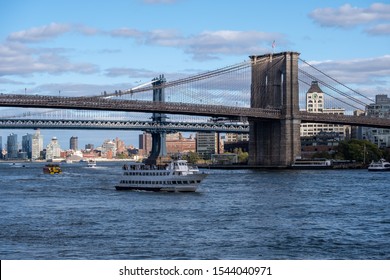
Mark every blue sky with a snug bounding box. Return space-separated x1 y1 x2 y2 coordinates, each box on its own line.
0 0 389 149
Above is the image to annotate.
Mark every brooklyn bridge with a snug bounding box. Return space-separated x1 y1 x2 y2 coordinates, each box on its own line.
1 52 389 166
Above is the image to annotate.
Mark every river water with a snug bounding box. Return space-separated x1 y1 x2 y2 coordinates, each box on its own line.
0 161 389 260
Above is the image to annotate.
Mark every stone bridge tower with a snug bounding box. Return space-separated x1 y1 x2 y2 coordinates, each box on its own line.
248 51 301 167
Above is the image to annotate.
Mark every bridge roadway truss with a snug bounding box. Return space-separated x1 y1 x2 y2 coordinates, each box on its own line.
0 94 281 120
1 94 390 129
0 118 249 133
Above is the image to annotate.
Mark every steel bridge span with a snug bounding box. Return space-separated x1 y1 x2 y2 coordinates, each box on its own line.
1 94 390 129
0 118 249 133
0 94 281 120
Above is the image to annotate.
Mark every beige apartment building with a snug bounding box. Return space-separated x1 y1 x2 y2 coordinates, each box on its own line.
300 81 350 138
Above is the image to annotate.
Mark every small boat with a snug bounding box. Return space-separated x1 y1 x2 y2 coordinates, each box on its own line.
368 159 390 171
43 164 62 174
291 159 332 169
87 159 96 168
115 159 207 192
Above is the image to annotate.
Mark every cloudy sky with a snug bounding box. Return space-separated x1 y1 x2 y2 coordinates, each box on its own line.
0 0 389 148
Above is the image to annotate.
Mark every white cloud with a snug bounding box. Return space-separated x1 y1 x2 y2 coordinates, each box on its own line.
1 23 102 76
7 23 102 43
309 3 390 29
0 77 33 85
365 23 390 35
104 67 160 78
184 30 282 60
302 55 390 85
5 23 286 73
109 28 285 60
0 42 99 76
110 28 143 38
7 23 72 43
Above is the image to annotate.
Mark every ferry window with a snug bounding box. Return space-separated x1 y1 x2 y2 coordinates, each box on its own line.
172 181 176 184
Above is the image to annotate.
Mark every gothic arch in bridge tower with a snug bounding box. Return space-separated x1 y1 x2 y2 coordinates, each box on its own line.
248 52 301 167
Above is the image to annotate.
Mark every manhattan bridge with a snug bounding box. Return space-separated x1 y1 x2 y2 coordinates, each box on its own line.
1 52 389 166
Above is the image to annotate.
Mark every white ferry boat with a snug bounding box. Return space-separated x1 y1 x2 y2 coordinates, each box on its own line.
291 159 332 169
115 160 207 192
368 159 390 172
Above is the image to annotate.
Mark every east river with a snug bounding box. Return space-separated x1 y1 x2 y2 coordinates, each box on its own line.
1 161 389 259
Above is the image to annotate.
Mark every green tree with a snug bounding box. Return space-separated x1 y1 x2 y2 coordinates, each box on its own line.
311 151 332 159
335 139 382 163
232 148 249 163
184 151 200 164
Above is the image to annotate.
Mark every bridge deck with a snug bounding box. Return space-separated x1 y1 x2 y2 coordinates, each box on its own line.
1 94 390 129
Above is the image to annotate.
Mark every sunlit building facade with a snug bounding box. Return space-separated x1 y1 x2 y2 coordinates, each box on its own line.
300 81 349 138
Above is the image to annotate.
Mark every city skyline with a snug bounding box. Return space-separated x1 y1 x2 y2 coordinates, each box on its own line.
0 129 140 151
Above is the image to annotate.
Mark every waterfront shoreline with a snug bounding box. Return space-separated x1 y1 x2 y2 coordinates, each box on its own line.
199 163 366 170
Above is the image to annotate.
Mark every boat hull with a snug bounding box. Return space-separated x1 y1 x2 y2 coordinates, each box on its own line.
368 168 390 172
115 173 207 192
115 184 198 192
291 165 332 170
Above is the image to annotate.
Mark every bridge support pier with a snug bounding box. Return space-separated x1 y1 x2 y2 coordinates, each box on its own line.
248 52 301 167
147 75 169 164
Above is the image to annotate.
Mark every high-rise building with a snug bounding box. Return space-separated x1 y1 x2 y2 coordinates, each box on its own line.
139 132 152 157
31 129 44 160
115 137 126 154
101 139 116 158
22 133 33 158
196 132 219 159
225 133 249 143
7 133 18 159
363 94 390 148
85 144 94 150
46 137 61 160
300 81 349 138
70 136 78 151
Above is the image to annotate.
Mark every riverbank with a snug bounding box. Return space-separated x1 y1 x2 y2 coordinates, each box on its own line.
198 163 366 170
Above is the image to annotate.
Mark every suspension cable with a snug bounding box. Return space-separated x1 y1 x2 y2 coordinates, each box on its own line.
299 58 374 103
298 68 368 107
